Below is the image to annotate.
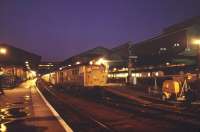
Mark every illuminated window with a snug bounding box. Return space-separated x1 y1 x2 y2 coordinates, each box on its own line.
76 61 81 65
160 47 167 51
155 72 159 76
113 68 117 71
148 73 151 77
174 43 180 47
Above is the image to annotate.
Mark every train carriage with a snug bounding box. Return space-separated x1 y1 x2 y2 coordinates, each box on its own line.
42 64 107 88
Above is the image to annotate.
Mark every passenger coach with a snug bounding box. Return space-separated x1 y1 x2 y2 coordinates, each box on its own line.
42 64 108 88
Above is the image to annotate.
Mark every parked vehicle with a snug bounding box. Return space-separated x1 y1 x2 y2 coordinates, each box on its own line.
162 80 182 101
161 76 193 101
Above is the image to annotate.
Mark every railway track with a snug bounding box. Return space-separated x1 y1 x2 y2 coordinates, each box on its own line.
36 79 115 132
51 84 200 127
36 79 200 131
93 89 200 126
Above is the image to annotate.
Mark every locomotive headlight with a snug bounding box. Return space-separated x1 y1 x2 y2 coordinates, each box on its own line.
95 58 109 72
96 58 106 65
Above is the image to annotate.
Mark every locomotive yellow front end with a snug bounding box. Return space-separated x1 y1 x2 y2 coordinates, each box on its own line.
84 65 107 87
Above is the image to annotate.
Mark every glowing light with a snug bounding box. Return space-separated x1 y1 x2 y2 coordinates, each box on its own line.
115 73 128 78
59 67 63 70
148 73 151 77
187 75 192 80
68 64 71 67
0 48 7 55
27 70 36 79
0 71 4 75
155 72 159 76
0 124 7 132
192 39 200 45
25 95 30 98
118 67 128 71
132 73 136 77
31 70 36 76
113 68 117 71
96 58 106 65
135 73 141 77
174 43 180 47
76 61 81 65
38 64 54 67
24 95 31 101
160 47 167 51
0 108 6 113
186 73 193 80
25 61 29 64
89 61 93 65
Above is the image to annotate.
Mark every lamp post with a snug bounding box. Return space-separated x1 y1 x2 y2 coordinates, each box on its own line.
128 43 137 85
0 47 8 73
128 44 132 85
192 39 200 78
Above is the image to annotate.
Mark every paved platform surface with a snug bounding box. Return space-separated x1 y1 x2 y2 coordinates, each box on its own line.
0 79 72 132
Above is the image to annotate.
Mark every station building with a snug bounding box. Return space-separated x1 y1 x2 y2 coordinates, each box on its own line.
60 47 110 68
108 16 200 83
0 43 41 86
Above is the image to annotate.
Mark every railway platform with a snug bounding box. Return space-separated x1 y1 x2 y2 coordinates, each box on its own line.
0 79 72 132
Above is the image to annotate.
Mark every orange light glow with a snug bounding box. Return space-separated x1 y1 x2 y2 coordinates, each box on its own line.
192 39 200 45
0 48 7 55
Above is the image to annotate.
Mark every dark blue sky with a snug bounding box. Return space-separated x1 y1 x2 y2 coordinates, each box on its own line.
0 0 200 61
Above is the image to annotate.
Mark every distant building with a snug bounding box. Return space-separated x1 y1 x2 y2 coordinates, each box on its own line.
38 61 60 74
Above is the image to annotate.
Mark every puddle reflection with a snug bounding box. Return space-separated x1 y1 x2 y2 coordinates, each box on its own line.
24 95 31 101
0 124 7 132
0 107 30 123
2 120 47 132
0 102 32 132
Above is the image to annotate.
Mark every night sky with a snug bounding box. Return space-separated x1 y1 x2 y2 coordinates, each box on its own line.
0 0 200 61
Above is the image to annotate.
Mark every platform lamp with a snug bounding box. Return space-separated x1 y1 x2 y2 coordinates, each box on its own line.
0 47 7 55
192 39 200 78
0 47 7 76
